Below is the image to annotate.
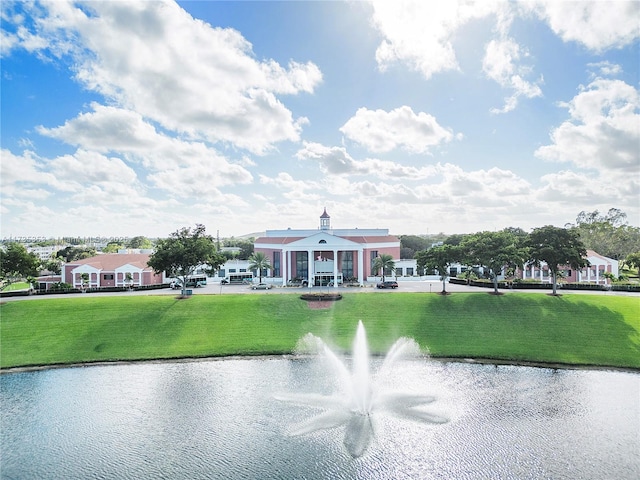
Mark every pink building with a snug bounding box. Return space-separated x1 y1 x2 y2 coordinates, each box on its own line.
62 253 164 289
254 209 400 287
518 250 619 285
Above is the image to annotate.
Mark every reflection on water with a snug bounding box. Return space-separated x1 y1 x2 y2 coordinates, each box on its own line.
1 359 639 479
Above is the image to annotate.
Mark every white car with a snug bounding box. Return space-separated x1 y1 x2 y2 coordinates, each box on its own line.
251 283 272 290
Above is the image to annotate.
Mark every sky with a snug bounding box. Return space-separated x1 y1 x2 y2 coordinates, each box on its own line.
1 0 639 239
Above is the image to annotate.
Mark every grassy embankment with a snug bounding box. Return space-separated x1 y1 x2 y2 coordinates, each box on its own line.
1 292 639 370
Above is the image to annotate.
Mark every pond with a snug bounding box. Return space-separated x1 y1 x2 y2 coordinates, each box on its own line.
1 358 638 479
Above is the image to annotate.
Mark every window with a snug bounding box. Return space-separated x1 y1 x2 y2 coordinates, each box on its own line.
296 251 308 280
341 251 353 279
406 267 414 276
103 274 114 280
370 251 378 274
395 267 403 277
319 239 327 244
273 251 281 277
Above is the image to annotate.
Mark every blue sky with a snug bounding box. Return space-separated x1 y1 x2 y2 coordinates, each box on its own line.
1 0 638 239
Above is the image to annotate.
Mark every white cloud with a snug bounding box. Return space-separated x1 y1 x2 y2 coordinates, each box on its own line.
48 150 139 195
538 170 630 204
295 141 439 178
482 38 543 114
370 1 508 79
535 78 639 174
37 103 254 193
37 104 159 153
587 61 622 78
532 0 640 52
339 107 457 154
0 149 57 196
1 148 142 200
5 0 322 154
259 172 320 201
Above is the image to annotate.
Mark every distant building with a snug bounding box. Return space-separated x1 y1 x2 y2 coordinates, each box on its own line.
27 244 63 261
518 250 618 285
62 253 164 289
253 209 400 287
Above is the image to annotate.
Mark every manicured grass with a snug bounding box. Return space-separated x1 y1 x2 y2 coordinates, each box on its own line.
1 293 639 369
0 282 30 292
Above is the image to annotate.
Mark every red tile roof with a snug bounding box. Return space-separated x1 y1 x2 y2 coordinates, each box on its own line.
254 235 399 245
67 254 153 271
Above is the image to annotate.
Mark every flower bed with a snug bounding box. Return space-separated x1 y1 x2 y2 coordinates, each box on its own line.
300 293 342 302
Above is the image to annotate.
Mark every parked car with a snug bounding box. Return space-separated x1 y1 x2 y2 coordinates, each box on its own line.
251 283 272 290
377 281 399 289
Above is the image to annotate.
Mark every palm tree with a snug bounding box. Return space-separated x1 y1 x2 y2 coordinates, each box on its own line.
248 252 271 283
80 272 89 291
372 254 395 282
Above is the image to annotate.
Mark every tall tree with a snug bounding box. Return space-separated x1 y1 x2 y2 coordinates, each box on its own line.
127 236 153 249
443 233 469 246
399 235 431 259
223 238 254 260
0 243 40 281
623 252 640 271
103 242 124 253
43 258 62 275
415 244 459 294
568 208 640 260
460 230 528 294
372 254 396 282
527 226 588 295
248 252 271 283
148 225 225 296
55 246 96 262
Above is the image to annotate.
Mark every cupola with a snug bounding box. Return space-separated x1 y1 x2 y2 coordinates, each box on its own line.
320 208 331 230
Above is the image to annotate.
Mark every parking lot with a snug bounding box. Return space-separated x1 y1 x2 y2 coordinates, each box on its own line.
165 280 637 296
3 279 637 302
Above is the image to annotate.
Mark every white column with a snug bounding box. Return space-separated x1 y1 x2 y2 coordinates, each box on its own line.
307 249 313 288
333 249 338 288
357 248 364 285
281 248 287 287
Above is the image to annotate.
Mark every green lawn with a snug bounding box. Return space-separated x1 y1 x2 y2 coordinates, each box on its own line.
1 292 639 369
0 282 30 292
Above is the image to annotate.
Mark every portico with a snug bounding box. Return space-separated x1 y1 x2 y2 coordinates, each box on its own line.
276 232 364 287
253 209 401 288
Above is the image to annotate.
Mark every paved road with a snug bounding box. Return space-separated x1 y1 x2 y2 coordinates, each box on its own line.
3 280 638 301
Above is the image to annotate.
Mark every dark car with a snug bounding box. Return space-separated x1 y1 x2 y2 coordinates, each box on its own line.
377 281 399 289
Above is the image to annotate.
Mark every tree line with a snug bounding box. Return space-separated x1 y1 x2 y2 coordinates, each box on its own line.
415 226 590 295
414 209 640 296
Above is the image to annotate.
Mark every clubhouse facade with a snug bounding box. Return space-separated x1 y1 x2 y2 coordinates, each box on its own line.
253 209 400 287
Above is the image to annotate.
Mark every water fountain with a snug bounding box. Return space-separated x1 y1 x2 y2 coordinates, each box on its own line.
277 321 448 457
